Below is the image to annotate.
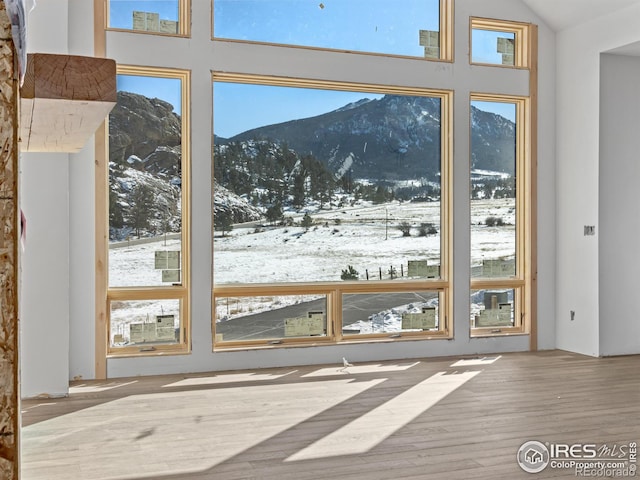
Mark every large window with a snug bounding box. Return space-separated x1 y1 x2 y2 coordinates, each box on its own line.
470 94 530 335
106 0 190 36
212 0 453 61
96 4 538 361
107 65 191 355
212 73 452 347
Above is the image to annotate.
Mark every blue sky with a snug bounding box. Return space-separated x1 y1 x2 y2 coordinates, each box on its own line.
214 0 440 57
212 83 384 138
117 75 182 115
212 85 517 139
111 1 515 137
109 0 178 29
472 29 515 64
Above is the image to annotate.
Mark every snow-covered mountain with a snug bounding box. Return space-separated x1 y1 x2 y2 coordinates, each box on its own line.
213 181 262 224
108 90 516 241
222 95 516 180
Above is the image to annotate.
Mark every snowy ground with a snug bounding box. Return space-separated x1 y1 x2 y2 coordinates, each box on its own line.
108 198 516 343
214 198 516 284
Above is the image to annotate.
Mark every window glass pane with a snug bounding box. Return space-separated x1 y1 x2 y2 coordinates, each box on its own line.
215 295 328 341
109 74 183 287
108 0 180 34
213 82 442 285
472 29 515 66
470 100 516 278
342 292 440 335
213 0 440 58
470 288 514 328
110 299 181 347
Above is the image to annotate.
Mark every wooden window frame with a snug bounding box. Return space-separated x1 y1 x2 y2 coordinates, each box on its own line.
211 0 454 62
104 0 191 38
469 93 531 338
102 65 192 358
211 72 453 350
470 17 531 68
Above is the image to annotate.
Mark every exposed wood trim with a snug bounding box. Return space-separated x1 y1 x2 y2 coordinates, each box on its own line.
470 17 531 69
214 281 448 297
95 121 108 379
470 278 526 290
180 0 191 38
105 65 192 358
469 92 528 334
94 0 108 379
528 24 539 351
107 287 189 301
104 0 191 38
0 2 19 478
441 89 454 334
440 0 454 62
94 0 106 58
213 72 454 98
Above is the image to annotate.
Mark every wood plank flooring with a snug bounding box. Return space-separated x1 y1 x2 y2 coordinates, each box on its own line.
20 351 640 479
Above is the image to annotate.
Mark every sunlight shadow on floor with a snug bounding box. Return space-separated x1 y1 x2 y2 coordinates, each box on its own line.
161 370 298 388
285 370 480 461
22 378 385 480
302 361 420 377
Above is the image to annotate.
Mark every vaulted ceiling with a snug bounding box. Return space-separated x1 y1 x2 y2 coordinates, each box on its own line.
522 0 640 31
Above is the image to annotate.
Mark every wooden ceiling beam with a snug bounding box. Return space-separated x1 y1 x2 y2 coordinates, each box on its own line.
20 53 116 153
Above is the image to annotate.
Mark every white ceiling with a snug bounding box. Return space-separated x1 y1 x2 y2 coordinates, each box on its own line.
522 0 640 31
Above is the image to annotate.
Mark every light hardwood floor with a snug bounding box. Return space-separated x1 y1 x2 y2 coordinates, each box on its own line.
20 351 640 479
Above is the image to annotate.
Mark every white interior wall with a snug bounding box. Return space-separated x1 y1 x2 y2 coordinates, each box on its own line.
20 155 70 397
67 0 98 383
20 0 557 387
555 3 640 357
20 0 70 398
598 53 640 356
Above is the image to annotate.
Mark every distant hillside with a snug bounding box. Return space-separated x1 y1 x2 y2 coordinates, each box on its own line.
107 90 516 240
109 91 182 171
470 106 516 175
108 91 269 240
221 95 516 180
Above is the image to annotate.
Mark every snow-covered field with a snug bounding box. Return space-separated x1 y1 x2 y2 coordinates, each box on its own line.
108 198 516 343
214 198 516 284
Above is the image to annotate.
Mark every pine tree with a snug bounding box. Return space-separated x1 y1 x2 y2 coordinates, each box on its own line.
214 210 234 237
292 172 306 209
109 185 124 230
265 202 283 225
129 183 154 237
301 212 313 230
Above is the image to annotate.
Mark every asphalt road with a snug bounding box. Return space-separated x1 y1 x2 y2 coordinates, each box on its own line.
215 291 438 341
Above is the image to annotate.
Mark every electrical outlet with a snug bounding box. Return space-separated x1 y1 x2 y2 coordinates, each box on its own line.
570 310 575 321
